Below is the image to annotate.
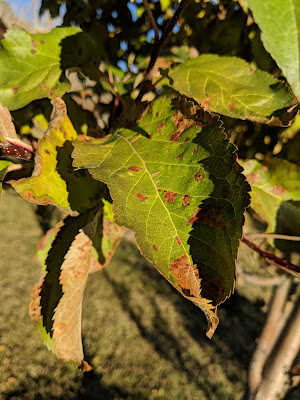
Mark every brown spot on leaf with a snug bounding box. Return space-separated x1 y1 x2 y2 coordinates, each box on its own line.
157 122 165 133
249 67 254 73
247 172 259 184
187 207 201 224
182 194 191 206
164 190 177 203
185 137 190 142
177 153 183 159
31 49 36 54
193 147 198 154
197 99 211 112
2 82 7 86
136 192 147 201
153 244 158 251
187 205 227 232
49 91 54 97
78 361 93 372
37 83 49 90
170 109 195 142
228 104 235 109
128 166 142 171
167 148 172 151
45 149 51 155
175 236 182 245
12 87 19 93
169 254 200 297
40 40 45 44
269 185 287 196
195 172 205 181
31 40 37 47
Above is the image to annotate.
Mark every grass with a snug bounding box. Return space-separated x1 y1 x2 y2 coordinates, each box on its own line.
0 189 298 400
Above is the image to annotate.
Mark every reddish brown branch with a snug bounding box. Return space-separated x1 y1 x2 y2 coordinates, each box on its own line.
241 237 300 277
136 0 190 101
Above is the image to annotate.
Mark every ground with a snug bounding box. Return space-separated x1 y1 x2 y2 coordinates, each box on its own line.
0 189 298 400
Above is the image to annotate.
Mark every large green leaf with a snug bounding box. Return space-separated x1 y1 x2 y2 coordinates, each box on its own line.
72 96 250 337
248 0 300 99
0 26 79 111
168 55 294 121
242 158 300 236
10 99 103 215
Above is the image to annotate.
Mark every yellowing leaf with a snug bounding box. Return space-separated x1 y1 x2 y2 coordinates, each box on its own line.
10 99 103 215
242 158 300 234
31 203 123 365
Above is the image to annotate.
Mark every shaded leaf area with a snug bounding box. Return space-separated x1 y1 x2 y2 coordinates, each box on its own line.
89 199 124 273
0 26 79 111
242 158 300 251
0 160 12 199
169 55 294 123
73 96 250 337
248 0 300 98
60 32 106 81
10 99 104 215
31 207 99 367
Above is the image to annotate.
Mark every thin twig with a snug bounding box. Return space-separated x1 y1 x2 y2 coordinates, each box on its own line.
103 77 127 110
244 233 300 242
241 237 300 277
143 0 159 41
136 0 190 101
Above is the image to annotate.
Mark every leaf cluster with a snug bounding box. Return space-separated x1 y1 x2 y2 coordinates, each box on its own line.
0 0 299 368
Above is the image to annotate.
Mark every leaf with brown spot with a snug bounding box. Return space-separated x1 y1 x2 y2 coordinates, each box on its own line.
169 55 294 122
9 99 103 215
242 159 300 236
31 207 99 366
0 26 79 110
31 203 121 366
73 96 250 336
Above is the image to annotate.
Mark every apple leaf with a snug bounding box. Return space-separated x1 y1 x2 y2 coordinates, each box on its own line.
168 54 294 122
72 96 250 337
10 99 104 215
242 158 300 235
0 26 79 111
248 0 300 99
